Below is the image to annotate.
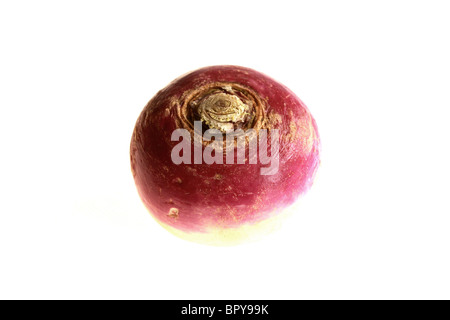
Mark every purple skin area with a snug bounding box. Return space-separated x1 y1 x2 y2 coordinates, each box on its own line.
131 65 320 233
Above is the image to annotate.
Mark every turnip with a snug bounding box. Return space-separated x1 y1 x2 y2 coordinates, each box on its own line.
130 65 320 245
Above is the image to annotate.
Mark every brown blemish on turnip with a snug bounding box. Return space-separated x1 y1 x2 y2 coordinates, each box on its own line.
287 121 297 142
172 177 182 184
268 111 282 127
185 167 198 176
168 208 179 218
170 96 179 108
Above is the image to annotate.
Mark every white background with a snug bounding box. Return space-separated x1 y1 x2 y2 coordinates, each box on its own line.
1 1 449 299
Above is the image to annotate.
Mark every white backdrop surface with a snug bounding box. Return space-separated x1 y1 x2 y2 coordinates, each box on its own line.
0 1 449 299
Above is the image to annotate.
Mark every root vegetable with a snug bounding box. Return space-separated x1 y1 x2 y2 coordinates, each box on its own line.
130 65 320 245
